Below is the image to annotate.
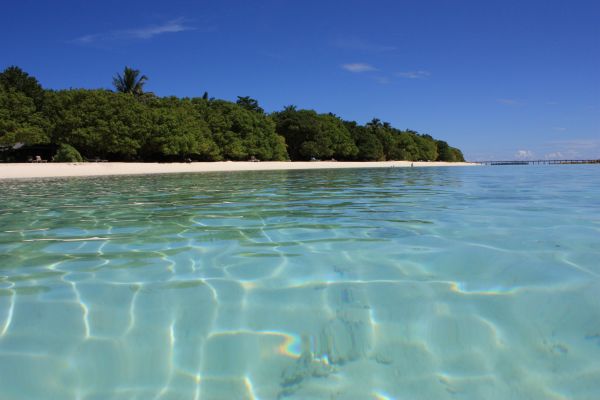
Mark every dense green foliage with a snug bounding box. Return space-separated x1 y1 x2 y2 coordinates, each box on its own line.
272 108 358 160
0 66 45 110
0 87 49 145
53 143 83 162
0 66 465 162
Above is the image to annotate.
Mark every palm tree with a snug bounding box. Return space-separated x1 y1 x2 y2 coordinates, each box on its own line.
236 96 264 114
112 67 148 95
367 118 382 128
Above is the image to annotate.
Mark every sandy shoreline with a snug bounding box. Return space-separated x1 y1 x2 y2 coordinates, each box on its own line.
0 161 477 180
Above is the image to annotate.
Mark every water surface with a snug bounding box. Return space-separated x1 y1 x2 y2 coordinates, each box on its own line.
1 166 599 399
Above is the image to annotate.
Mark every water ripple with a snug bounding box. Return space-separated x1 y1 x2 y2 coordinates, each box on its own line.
0 166 599 399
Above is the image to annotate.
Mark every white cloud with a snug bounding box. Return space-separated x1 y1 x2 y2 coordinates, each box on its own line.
469 138 599 161
552 127 567 132
73 18 195 44
546 139 600 152
535 138 600 160
396 70 430 79
515 150 534 159
342 63 377 73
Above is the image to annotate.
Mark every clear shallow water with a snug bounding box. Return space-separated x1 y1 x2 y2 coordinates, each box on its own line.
0 165 599 400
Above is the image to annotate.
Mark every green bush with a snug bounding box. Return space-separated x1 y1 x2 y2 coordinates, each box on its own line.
54 143 83 162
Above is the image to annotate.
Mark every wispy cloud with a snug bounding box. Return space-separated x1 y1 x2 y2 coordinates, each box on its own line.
497 98 523 106
374 76 392 85
396 70 430 79
470 137 600 161
552 126 567 132
541 139 600 159
75 34 100 44
73 18 195 44
544 151 564 159
547 139 600 150
332 37 396 52
341 63 377 73
341 66 432 84
515 149 534 159
127 18 193 39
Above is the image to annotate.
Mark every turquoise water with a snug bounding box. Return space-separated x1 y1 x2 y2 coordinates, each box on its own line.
0 166 599 399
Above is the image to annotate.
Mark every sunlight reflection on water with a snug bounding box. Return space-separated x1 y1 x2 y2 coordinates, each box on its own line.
0 166 599 399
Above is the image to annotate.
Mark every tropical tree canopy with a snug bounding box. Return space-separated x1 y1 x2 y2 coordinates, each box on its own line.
0 65 45 110
0 87 49 145
272 108 358 160
0 66 465 163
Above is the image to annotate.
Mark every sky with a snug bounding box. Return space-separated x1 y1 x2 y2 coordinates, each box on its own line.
1 0 599 160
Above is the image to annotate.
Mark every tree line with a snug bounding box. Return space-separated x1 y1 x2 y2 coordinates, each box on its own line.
0 66 464 162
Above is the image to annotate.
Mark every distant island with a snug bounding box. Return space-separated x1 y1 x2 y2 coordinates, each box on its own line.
0 66 465 163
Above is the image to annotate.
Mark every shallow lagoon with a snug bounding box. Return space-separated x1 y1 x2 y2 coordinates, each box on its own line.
0 165 599 399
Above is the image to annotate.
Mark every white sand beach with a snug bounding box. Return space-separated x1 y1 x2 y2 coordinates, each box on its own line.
0 161 477 179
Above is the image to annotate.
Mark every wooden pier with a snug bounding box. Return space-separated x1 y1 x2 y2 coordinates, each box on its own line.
476 159 600 166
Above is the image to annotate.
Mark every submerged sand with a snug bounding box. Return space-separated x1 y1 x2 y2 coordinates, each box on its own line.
0 161 477 179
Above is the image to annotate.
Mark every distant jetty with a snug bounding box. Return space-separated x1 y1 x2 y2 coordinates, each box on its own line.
477 159 600 166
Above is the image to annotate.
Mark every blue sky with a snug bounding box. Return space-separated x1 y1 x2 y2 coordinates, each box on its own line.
2 0 599 160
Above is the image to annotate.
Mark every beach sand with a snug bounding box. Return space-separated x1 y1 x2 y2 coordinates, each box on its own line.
0 161 477 179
